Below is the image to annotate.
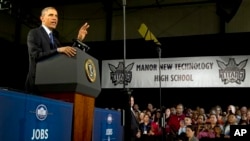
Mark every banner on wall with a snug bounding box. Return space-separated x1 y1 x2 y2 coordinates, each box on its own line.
101 55 250 88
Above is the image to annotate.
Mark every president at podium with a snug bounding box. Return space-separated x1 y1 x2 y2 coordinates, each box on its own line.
25 6 90 95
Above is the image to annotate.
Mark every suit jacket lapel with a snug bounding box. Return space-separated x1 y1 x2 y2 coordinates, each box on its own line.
39 26 58 49
39 26 51 44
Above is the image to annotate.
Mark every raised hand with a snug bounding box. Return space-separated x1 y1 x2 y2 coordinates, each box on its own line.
77 22 90 41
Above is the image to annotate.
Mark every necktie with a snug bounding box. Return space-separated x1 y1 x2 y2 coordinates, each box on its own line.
49 32 54 48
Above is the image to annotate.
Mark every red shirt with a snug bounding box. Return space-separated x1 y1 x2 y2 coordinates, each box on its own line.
165 114 185 134
151 121 163 136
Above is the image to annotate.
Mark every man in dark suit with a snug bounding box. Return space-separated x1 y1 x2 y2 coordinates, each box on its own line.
130 95 140 141
25 6 90 94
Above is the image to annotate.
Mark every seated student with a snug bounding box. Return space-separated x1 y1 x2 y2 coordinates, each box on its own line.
186 125 199 141
177 116 193 141
151 110 163 141
197 121 215 139
138 114 154 141
177 120 187 141
224 113 237 139
214 125 224 140
178 120 186 136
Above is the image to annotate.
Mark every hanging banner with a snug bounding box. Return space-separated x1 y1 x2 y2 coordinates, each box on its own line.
101 55 250 88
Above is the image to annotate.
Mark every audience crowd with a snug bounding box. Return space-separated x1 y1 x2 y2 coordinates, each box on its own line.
130 102 250 141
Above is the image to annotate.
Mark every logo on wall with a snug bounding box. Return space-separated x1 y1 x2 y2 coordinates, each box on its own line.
108 62 134 85
107 114 113 124
36 104 48 121
217 58 248 84
85 59 97 83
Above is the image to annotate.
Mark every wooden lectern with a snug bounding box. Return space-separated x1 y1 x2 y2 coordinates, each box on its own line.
35 47 101 141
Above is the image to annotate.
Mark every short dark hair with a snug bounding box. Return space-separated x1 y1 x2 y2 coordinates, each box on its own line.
41 7 57 16
186 125 196 132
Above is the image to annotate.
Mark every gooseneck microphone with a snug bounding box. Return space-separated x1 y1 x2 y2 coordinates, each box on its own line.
72 38 90 52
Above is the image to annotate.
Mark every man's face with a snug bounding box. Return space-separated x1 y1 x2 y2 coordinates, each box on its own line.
147 103 153 110
40 8 58 30
134 104 139 110
209 115 217 123
184 117 192 125
170 107 176 115
185 128 194 138
241 106 247 114
176 105 183 114
130 97 134 107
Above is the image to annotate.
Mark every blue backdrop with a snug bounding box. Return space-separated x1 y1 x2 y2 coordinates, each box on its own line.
0 89 73 141
92 108 123 141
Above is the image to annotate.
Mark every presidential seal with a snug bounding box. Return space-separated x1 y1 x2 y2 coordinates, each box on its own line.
107 114 113 124
85 59 96 83
36 104 48 121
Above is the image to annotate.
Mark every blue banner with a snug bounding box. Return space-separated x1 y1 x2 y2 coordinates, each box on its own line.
0 89 73 141
92 108 123 141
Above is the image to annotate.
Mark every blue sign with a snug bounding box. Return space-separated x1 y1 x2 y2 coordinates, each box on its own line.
92 108 123 141
0 89 73 141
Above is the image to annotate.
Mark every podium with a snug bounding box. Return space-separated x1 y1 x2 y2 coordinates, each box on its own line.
35 47 101 141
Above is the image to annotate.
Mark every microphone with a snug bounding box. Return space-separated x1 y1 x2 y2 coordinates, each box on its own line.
72 38 90 52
